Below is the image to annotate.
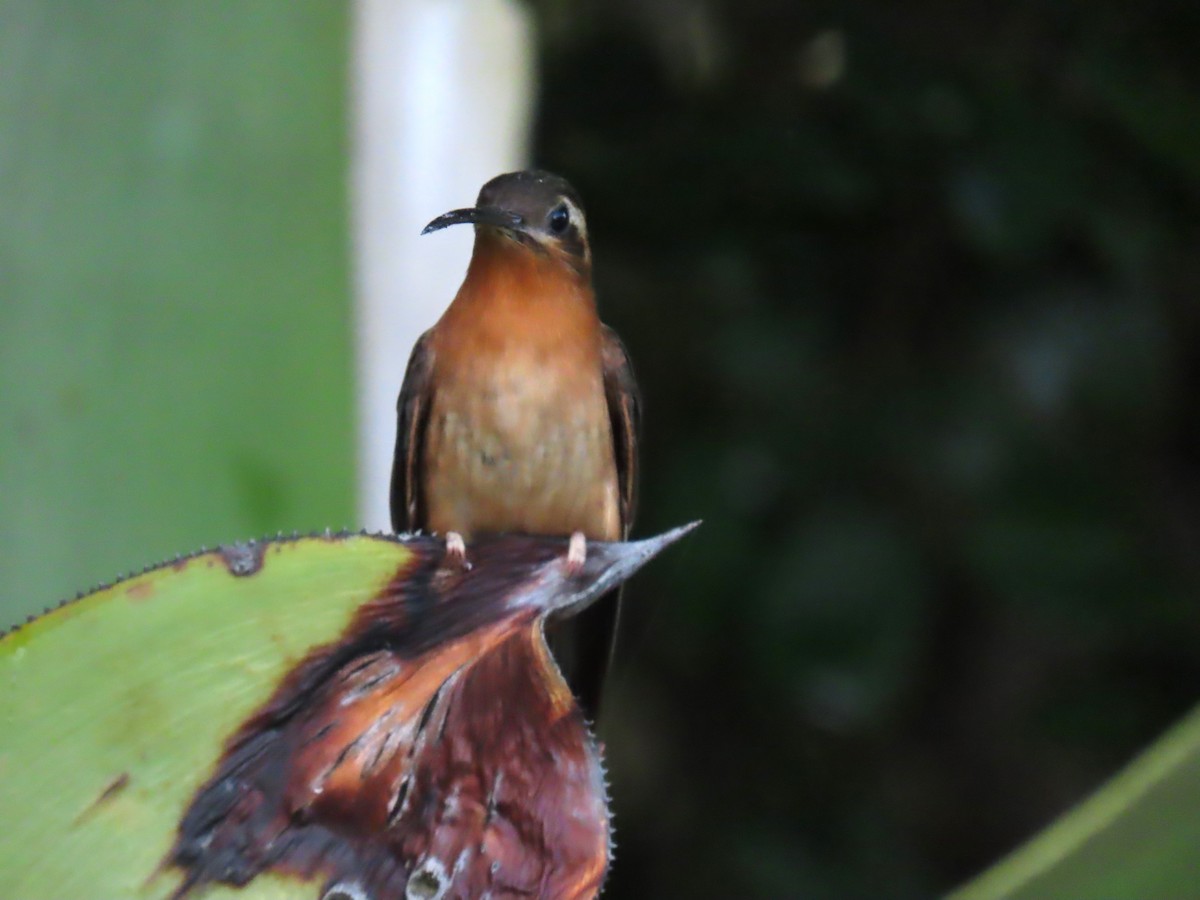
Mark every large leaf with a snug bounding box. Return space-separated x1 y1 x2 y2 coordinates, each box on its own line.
0 529 692 898
3 535 404 899
949 702 1200 899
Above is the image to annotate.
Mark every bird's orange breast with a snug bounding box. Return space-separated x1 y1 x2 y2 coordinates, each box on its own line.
423 238 621 542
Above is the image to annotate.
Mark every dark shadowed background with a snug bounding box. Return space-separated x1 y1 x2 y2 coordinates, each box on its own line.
527 2 1200 897
3 2 1198 897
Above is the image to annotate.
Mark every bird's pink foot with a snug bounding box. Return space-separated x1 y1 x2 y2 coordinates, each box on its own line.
444 531 472 571
565 531 587 577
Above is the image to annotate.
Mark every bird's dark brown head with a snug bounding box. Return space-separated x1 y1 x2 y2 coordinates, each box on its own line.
422 170 591 269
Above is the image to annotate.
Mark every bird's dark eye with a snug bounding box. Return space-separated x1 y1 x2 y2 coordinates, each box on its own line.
547 204 570 234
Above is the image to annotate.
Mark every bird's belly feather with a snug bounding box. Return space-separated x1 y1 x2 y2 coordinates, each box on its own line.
424 373 620 541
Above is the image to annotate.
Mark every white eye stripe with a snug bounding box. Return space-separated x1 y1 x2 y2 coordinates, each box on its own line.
560 197 587 241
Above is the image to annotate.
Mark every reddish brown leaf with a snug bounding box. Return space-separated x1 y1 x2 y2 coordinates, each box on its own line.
169 525 695 899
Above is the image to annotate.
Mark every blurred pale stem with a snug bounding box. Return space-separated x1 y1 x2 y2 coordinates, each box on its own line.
351 0 534 531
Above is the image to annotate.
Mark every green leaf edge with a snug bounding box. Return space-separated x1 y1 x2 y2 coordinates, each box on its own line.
949 702 1200 899
1 529 411 642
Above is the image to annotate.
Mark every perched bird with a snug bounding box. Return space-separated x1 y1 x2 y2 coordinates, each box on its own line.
390 170 639 721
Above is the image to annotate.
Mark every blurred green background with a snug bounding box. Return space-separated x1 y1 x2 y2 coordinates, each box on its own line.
4 1 1200 897
0 3 353 613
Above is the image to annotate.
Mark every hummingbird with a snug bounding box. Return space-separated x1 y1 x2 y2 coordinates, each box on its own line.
389 170 640 721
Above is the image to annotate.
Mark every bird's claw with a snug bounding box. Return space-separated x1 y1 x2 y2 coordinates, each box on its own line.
565 531 587 577
444 531 472 571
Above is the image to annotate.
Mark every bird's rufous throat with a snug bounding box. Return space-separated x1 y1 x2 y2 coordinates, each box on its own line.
389 170 640 721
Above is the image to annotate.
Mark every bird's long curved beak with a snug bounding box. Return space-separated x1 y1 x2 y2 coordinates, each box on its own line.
421 206 524 236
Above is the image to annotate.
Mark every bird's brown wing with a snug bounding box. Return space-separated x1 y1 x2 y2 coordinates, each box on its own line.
389 330 436 533
601 324 641 536
564 325 641 721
